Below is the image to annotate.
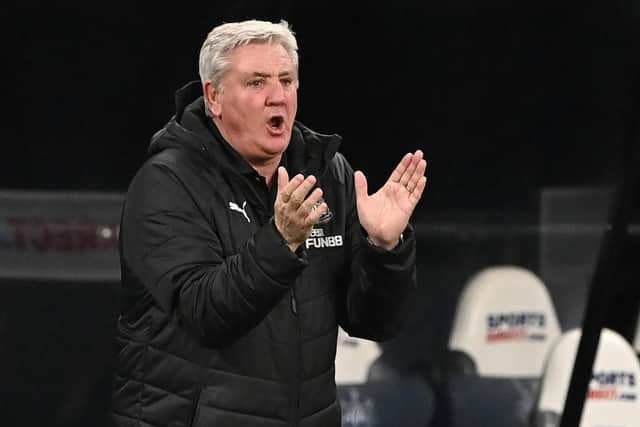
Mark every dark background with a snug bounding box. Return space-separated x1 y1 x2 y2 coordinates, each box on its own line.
4 1 638 214
2 1 640 426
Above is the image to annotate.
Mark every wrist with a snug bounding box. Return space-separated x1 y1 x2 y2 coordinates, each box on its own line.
271 217 301 252
366 233 404 251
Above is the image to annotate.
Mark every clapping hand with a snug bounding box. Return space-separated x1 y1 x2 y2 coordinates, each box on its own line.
274 167 327 252
354 150 427 250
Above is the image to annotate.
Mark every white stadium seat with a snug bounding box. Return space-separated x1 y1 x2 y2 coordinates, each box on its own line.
535 327 640 427
335 327 435 426
448 265 562 377
444 265 562 427
335 327 381 385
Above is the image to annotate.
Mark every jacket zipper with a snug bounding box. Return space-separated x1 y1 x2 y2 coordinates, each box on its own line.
290 287 301 427
290 287 298 315
188 386 202 427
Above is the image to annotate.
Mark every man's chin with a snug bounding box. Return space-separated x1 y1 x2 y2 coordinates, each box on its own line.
266 131 291 147
257 138 289 158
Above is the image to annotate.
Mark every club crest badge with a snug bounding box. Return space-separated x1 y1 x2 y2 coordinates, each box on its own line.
313 197 333 224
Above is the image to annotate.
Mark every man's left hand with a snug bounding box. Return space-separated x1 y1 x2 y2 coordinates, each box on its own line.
354 150 427 250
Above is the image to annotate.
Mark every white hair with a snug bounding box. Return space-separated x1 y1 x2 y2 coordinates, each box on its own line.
199 19 299 109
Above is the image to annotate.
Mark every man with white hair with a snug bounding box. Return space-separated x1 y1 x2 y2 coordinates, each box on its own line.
110 19 426 427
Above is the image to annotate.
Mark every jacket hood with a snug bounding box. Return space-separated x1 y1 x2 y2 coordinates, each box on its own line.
148 81 343 178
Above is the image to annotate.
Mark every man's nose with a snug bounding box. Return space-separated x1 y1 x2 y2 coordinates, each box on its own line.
266 82 287 105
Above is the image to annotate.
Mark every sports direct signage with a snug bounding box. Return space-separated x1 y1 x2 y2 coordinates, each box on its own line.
588 371 637 401
486 311 547 342
0 191 123 281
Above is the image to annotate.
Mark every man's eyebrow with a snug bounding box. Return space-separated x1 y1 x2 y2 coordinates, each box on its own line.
245 71 295 78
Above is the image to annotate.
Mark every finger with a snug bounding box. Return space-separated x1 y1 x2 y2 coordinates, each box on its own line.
399 150 424 188
387 153 413 184
277 167 290 201
280 173 304 203
354 171 368 204
289 175 316 206
410 176 428 204
297 187 324 217
405 159 427 193
304 202 327 227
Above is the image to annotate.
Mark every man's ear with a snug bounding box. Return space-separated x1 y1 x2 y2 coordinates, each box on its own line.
204 81 221 117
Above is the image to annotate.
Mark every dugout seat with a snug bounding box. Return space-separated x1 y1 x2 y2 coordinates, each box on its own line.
335 327 435 426
335 327 382 385
533 328 640 427
442 265 562 427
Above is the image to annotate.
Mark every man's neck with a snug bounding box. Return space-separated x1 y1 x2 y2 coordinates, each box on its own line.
251 157 281 187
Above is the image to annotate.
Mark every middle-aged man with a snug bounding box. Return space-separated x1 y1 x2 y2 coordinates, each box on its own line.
110 19 427 427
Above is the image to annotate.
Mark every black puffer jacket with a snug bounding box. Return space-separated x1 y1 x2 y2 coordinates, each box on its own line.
110 82 417 427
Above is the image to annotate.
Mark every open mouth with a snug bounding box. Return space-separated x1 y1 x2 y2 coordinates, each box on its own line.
268 115 285 130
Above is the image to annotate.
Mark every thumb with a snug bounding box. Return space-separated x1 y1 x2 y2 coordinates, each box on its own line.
277 166 289 194
354 170 368 203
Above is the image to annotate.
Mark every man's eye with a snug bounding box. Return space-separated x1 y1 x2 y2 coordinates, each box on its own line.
281 78 293 87
248 80 264 88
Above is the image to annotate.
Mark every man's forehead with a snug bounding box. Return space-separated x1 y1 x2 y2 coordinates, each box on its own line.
229 43 296 74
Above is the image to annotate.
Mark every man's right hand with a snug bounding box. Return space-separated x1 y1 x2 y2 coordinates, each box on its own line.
274 167 327 252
